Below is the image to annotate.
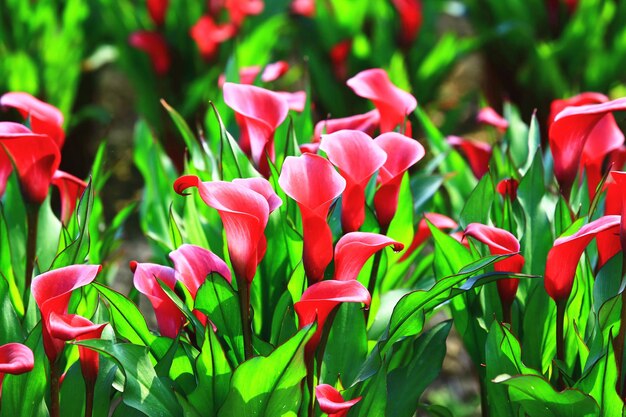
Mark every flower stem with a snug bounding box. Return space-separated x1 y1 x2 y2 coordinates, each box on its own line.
50 361 61 417
364 226 388 324
84 378 95 417
25 203 40 293
613 256 626 397
502 299 512 326
556 299 566 390
237 276 253 360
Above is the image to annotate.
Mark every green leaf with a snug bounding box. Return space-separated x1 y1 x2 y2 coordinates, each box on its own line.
78 340 183 417
217 325 314 417
459 173 494 228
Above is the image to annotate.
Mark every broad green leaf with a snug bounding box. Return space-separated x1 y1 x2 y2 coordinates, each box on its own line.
459 173 494 228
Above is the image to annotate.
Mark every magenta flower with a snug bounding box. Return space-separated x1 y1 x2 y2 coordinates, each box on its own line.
477 106 508 133
333 232 403 280
0 343 34 392
0 92 65 147
316 384 362 417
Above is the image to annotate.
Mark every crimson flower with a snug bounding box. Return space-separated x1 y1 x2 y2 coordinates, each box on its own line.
49 313 106 384
329 40 352 80
294 280 370 358
190 16 235 60
291 0 315 17
0 343 34 391
218 61 289 87
223 83 289 177
496 178 519 200
131 261 184 338
447 135 492 179
545 216 621 302
548 97 626 200
373 132 425 229
347 69 417 132
174 175 280 283
226 0 264 27
610 171 626 252
399 213 458 262
333 232 403 280
319 130 387 232
129 31 171 75
31 265 101 362
147 0 169 26
477 107 508 133
316 384 362 417
313 110 379 143
278 154 346 282
169 244 232 297
0 92 65 147
51 170 87 223
464 223 524 307
391 0 422 45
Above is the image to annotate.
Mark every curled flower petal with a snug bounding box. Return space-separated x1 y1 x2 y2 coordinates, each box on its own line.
129 31 171 75
31 265 101 362
174 175 270 283
496 178 518 200
334 232 403 280
316 384 361 417
545 216 621 302
299 142 320 154
477 107 508 133
275 91 307 112
131 261 184 338
391 0 422 45
549 97 626 199
399 213 458 261
347 69 417 132
190 15 235 60
147 0 169 26
0 343 34 375
223 83 289 177
294 280 370 358
314 110 379 143
548 92 608 128
51 170 87 224
169 244 232 296
464 223 524 305
0 92 65 148
233 177 282 212
319 130 387 232
447 135 492 179
278 154 346 282
329 40 352 80
374 132 425 229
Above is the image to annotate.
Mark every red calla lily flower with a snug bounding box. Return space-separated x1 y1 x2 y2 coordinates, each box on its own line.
226 0 264 27
549 97 626 200
190 16 235 60
548 92 608 127
316 384 362 417
347 69 417 133
278 154 346 282
294 280 370 358
49 313 106 383
329 40 352 80
477 107 508 133
147 0 169 26
174 175 280 283
496 178 519 200
0 122 61 205
447 135 492 179
610 171 626 252
0 92 65 148
218 61 289 87
169 244 232 296
391 0 422 45
129 31 171 75
545 216 621 302
319 130 387 232
291 0 315 17
0 343 34 391
51 170 87 223
399 213 458 261
313 110 380 143
373 132 425 229
131 261 184 338
31 265 101 362
464 223 524 306
223 83 289 177
333 232 403 280
276 91 307 112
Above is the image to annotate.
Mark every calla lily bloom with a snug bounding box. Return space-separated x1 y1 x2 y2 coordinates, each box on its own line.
496 178 519 200
223 83 289 177
0 343 34 392
294 280 370 358
347 69 417 133
477 107 508 133
549 97 626 200
391 0 422 45
610 171 626 252
129 31 171 75
329 40 352 80
545 216 621 302
313 110 380 143
291 0 315 17
276 91 307 112
0 92 65 148
333 232 403 280
131 261 185 338
299 142 320 154
174 175 280 283
226 0 264 27
169 244 232 297
316 384 362 417
399 213 458 262
147 0 169 26
218 61 289 87
278 154 346 282
320 130 387 232
0 122 61 205
51 170 87 223
447 135 492 179
49 313 107 383
190 16 235 60
31 265 101 362
373 132 425 229
464 223 524 307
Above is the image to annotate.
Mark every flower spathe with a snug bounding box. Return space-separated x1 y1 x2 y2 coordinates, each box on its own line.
278 154 346 282
391 0 422 45
51 170 87 223
319 130 387 232
190 16 235 60
447 135 492 179
477 106 508 133
169 244 232 297
0 343 34 390
333 232 404 280
129 31 171 75
316 384 362 417
313 110 380 143
147 0 169 26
